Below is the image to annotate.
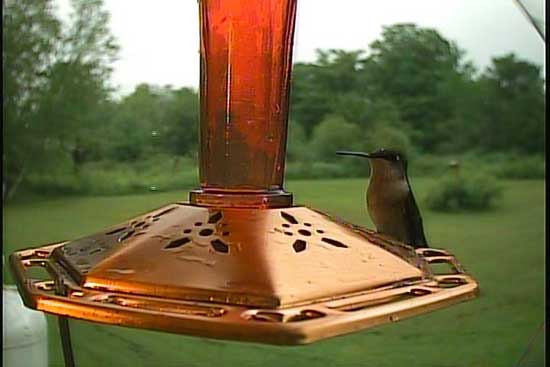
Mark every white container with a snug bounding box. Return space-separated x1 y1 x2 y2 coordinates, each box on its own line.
3 285 48 367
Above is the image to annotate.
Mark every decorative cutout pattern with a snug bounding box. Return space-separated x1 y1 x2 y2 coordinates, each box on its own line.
286 310 325 322
152 207 177 219
106 227 127 235
275 210 349 253
280 211 299 224
320 237 347 248
164 238 191 250
199 229 214 236
292 240 307 253
208 211 223 224
211 239 229 254
118 230 135 242
175 212 230 255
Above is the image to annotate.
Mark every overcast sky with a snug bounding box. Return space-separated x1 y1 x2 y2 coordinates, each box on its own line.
56 0 545 96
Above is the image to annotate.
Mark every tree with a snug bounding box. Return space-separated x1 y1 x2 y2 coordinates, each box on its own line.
107 84 163 161
429 66 484 153
365 124 414 157
314 49 366 95
286 120 309 162
40 0 119 173
290 62 333 136
477 54 545 154
362 23 468 151
290 50 365 136
161 87 200 159
3 0 119 200
2 0 61 199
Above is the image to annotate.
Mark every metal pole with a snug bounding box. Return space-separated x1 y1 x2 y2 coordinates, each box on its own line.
57 317 76 367
55 278 76 367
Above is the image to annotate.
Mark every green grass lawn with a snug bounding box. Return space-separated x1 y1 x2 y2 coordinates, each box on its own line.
2 178 545 367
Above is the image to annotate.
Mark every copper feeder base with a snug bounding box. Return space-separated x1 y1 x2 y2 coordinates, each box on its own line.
9 203 478 345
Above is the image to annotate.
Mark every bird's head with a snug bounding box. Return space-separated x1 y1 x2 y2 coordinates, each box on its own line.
336 148 408 176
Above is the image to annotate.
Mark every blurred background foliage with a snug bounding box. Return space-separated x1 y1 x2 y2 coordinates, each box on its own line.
2 0 545 202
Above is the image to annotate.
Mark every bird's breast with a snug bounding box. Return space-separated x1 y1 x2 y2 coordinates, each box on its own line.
367 179 409 234
367 179 409 206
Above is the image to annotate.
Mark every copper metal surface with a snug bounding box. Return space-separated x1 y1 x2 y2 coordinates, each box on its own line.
10 204 478 345
189 189 293 208
54 274 76 367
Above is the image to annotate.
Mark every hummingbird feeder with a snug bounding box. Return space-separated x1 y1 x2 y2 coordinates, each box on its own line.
9 0 478 362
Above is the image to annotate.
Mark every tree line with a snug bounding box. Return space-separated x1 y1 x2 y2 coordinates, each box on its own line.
3 0 545 200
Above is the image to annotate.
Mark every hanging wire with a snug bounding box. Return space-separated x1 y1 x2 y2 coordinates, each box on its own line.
514 321 545 367
513 0 545 41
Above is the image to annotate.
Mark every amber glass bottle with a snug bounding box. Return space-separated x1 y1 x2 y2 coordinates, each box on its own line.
190 0 297 208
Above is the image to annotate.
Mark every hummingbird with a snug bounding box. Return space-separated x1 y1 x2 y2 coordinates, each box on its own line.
336 148 428 248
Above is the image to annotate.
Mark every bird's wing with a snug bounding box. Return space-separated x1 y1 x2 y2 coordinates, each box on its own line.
402 181 429 248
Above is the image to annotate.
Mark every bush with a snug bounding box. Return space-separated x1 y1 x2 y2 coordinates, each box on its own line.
365 124 414 157
286 121 310 162
406 152 546 179
490 155 545 179
285 161 365 180
23 155 199 197
408 154 452 177
24 174 83 196
425 172 503 211
309 115 366 163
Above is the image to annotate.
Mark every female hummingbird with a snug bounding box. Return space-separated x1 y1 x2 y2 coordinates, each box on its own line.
336 148 428 248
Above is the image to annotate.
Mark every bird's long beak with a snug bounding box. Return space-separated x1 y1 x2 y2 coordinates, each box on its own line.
336 151 372 159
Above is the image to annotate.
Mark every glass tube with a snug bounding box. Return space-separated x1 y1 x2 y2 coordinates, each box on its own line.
192 0 297 207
